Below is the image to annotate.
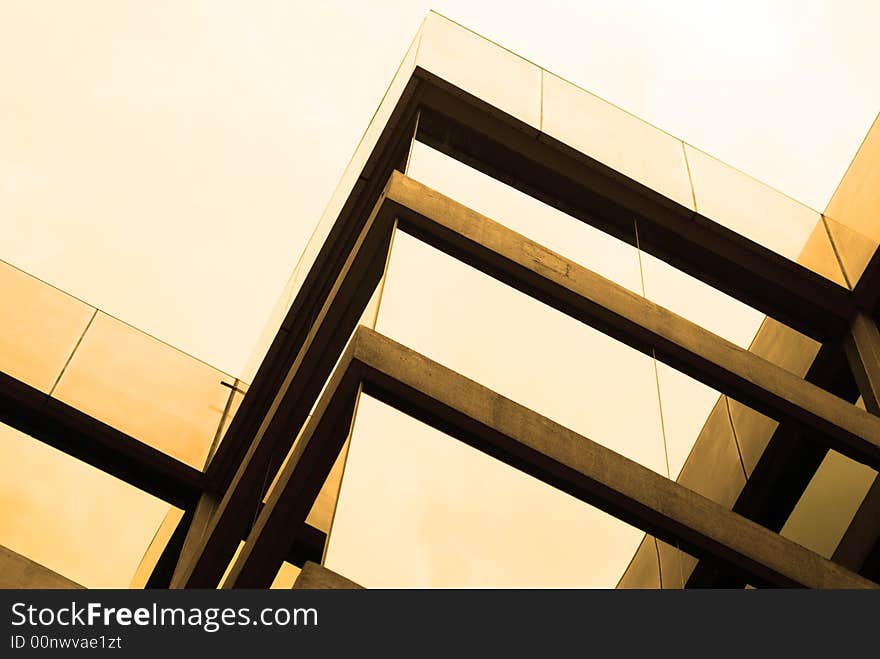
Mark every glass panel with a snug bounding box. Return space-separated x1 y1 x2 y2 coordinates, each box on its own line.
305 440 350 534
797 216 850 288
540 72 694 210
714 315 823 476
0 259 94 393
740 315 822 379
222 552 301 590
618 535 705 589
129 507 185 588
655 539 700 590
618 396 747 588
673 395 748 509
417 12 542 130
639 235 818 484
207 379 249 468
407 141 645 297
727 398 781 479
376 231 668 476
823 215 878 288
781 449 876 559
271 562 302 589
0 422 170 588
638 248 766 349
326 395 645 587
262 285 382 534
824 112 880 283
685 144 848 286
617 535 661 589
219 541 245 588
654 362 742 482
241 31 420 383
52 312 233 468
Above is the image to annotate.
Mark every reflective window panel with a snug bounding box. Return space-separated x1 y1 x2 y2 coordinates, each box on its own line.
326 394 646 587
0 259 94 393
685 144 847 286
52 312 235 468
781 449 876 559
0 422 170 588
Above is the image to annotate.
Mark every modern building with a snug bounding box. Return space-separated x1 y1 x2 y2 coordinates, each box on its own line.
1 13 878 589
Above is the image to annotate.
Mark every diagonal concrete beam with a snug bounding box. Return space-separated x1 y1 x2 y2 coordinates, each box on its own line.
414 88 852 341
185 172 880 589
169 189 398 588
384 172 880 471
225 326 875 589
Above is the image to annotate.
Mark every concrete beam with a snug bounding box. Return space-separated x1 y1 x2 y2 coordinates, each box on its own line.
226 326 875 589
202 80 422 495
169 189 397 588
219 72 854 526
176 67 869 588
221 349 363 587
187 172 880 588
384 173 880 471
0 370 204 509
415 88 852 341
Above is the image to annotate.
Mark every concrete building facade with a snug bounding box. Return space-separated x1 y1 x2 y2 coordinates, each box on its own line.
1 13 879 589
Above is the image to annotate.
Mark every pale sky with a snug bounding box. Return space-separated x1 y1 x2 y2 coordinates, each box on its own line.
1 1 879 588
2 0 879 376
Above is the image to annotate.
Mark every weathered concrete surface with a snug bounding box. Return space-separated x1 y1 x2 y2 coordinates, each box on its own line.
619 397 747 589
221 355 362 588
385 172 880 472
415 88 852 340
229 326 876 589
293 562 363 590
156 46 874 588
208 173 878 589
619 110 880 587
0 545 83 589
170 190 396 588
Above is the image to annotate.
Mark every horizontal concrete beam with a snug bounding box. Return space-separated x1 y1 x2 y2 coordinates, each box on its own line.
0 370 325 589
185 67 866 588
226 326 875 589
415 87 853 341
0 370 204 509
384 173 880 471
190 171 880 589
